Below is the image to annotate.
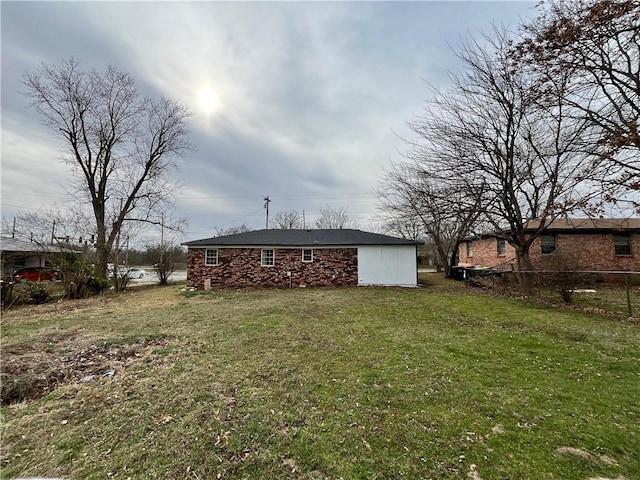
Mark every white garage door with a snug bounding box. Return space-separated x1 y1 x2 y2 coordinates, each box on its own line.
357 245 417 287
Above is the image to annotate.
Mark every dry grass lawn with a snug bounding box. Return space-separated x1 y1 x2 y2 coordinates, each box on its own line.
2 278 639 479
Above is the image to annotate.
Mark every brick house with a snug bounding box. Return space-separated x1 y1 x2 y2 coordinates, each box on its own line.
457 218 640 272
183 229 422 289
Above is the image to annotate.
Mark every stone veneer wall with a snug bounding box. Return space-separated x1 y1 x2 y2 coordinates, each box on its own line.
458 233 640 271
187 247 358 289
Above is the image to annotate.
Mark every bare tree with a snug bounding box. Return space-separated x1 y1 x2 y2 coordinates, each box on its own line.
271 210 303 229
377 161 483 276
148 241 183 285
3 209 86 246
214 224 253 237
517 0 640 204
380 215 424 241
314 205 358 229
22 59 193 278
408 28 594 289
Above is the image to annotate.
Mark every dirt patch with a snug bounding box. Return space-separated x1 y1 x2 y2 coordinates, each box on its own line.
1 287 182 323
2 295 123 321
587 477 627 480
1 331 172 405
467 464 482 480
491 424 505 434
556 446 619 466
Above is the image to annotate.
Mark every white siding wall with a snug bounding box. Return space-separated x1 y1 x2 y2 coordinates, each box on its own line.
357 245 417 287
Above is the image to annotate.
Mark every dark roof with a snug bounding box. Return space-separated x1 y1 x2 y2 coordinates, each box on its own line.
183 229 423 247
526 217 640 233
462 217 640 241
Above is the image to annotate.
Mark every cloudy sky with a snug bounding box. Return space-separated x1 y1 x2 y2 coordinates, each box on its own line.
1 1 536 243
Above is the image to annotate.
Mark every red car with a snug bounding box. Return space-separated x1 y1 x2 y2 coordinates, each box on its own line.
12 267 61 283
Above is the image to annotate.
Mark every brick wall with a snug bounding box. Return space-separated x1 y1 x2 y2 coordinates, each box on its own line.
458 238 517 268
187 247 358 289
458 233 640 271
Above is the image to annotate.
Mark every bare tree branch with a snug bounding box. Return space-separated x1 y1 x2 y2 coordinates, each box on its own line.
22 59 194 278
314 205 358 229
271 210 303 229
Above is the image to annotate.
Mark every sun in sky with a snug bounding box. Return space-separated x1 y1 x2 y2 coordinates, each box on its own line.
198 89 220 114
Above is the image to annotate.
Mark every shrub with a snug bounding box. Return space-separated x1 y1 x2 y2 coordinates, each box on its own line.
26 282 52 304
1 277 15 309
89 276 111 294
3 281 53 307
66 274 111 299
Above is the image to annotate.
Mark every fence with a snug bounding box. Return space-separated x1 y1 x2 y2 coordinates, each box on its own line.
465 270 640 318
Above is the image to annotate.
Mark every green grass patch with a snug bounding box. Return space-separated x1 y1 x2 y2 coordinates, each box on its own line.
1 282 639 479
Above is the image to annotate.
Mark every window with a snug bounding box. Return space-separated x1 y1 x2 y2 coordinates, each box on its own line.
540 235 556 254
205 249 218 265
496 238 506 256
261 248 275 266
466 241 474 258
302 249 313 262
614 235 631 255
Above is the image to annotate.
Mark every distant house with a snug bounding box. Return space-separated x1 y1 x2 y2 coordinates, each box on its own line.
183 229 423 289
0 236 77 275
458 218 640 272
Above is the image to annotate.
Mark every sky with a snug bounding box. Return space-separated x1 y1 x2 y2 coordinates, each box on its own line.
1 1 537 244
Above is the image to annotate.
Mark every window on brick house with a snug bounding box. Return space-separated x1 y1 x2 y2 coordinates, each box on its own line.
261 248 275 266
497 238 506 256
614 235 631 255
205 249 218 265
302 249 313 262
540 235 556 254
466 241 473 258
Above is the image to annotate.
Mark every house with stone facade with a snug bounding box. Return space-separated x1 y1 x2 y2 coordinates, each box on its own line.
183 229 422 289
457 218 640 272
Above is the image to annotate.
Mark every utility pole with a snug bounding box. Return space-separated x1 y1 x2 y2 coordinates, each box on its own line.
263 196 271 229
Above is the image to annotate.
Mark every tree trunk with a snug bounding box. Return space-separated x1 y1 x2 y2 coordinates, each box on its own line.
95 247 109 279
93 203 109 279
435 243 451 277
515 246 535 294
445 240 461 278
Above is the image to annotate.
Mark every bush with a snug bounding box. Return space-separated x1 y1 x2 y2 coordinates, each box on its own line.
66 274 111 299
27 282 53 304
5 281 57 306
114 272 131 291
1 277 15 309
89 276 111 294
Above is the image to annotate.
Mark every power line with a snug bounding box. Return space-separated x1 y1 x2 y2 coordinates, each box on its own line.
175 192 377 202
